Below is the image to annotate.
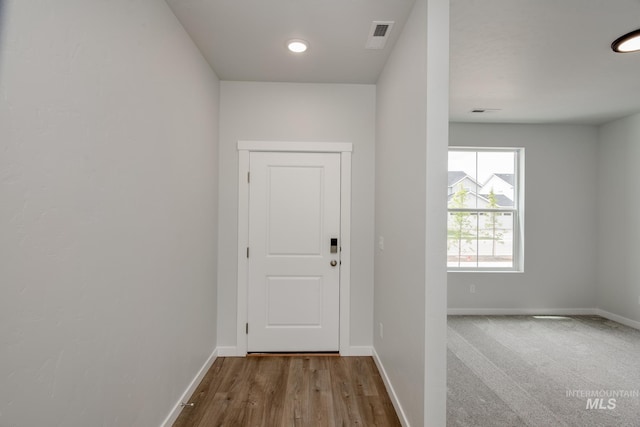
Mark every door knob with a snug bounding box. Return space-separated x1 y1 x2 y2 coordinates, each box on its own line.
330 260 337 267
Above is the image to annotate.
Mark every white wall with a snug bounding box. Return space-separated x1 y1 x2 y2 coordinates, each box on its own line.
597 113 640 323
374 0 448 424
448 123 598 312
424 0 449 424
0 1 219 426
217 82 376 349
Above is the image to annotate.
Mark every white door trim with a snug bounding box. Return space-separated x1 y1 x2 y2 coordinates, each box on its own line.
237 141 352 356
238 140 352 153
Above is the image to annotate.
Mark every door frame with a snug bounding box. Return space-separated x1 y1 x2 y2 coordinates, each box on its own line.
236 141 352 356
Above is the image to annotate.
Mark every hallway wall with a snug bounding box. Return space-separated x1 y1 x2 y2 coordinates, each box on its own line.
374 0 448 424
597 113 640 324
217 81 376 350
0 1 220 425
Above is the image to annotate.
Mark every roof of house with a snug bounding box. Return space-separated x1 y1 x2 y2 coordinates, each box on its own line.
493 173 515 186
448 171 473 186
490 194 514 208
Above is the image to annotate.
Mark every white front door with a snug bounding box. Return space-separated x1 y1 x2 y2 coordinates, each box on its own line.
247 151 341 352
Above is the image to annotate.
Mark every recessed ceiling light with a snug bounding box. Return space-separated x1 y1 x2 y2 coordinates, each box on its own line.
612 28 640 53
287 39 308 53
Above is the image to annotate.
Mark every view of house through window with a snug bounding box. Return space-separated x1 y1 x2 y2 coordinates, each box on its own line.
448 148 522 270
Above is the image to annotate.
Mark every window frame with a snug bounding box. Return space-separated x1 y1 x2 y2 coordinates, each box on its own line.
447 147 524 273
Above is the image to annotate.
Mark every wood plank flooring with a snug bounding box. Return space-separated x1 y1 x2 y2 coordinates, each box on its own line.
173 356 401 427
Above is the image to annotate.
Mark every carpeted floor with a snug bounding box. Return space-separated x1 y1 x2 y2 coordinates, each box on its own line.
447 315 640 427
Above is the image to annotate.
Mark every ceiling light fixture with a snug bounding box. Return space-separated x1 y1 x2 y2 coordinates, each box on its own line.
287 39 308 53
612 28 640 53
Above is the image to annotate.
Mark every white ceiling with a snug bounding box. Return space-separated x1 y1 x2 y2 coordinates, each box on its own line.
165 0 416 84
166 0 640 125
450 0 640 125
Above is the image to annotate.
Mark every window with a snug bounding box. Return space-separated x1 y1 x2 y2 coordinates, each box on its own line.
447 148 523 271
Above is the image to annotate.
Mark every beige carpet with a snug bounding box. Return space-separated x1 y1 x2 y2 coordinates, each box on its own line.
447 315 640 427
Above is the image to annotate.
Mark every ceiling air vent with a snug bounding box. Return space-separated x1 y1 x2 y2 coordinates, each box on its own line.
471 108 501 114
366 21 394 50
374 25 389 37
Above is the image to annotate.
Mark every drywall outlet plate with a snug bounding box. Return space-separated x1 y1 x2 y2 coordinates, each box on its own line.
378 236 384 250
470 284 476 293
379 322 384 339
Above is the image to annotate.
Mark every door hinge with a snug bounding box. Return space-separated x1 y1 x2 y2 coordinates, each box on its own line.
247 172 250 183
246 247 249 258
246 323 249 334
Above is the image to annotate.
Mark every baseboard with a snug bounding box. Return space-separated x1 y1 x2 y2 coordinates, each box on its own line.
341 346 373 356
447 308 597 316
160 348 218 427
446 307 640 331
595 309 640 330
372 348 410 427
217 346 239 357
217 345 372 357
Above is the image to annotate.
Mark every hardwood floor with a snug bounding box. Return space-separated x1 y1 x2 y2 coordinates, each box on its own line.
173 356 401 427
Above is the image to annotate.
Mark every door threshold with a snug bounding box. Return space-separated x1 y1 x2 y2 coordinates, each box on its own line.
247 351 339 357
